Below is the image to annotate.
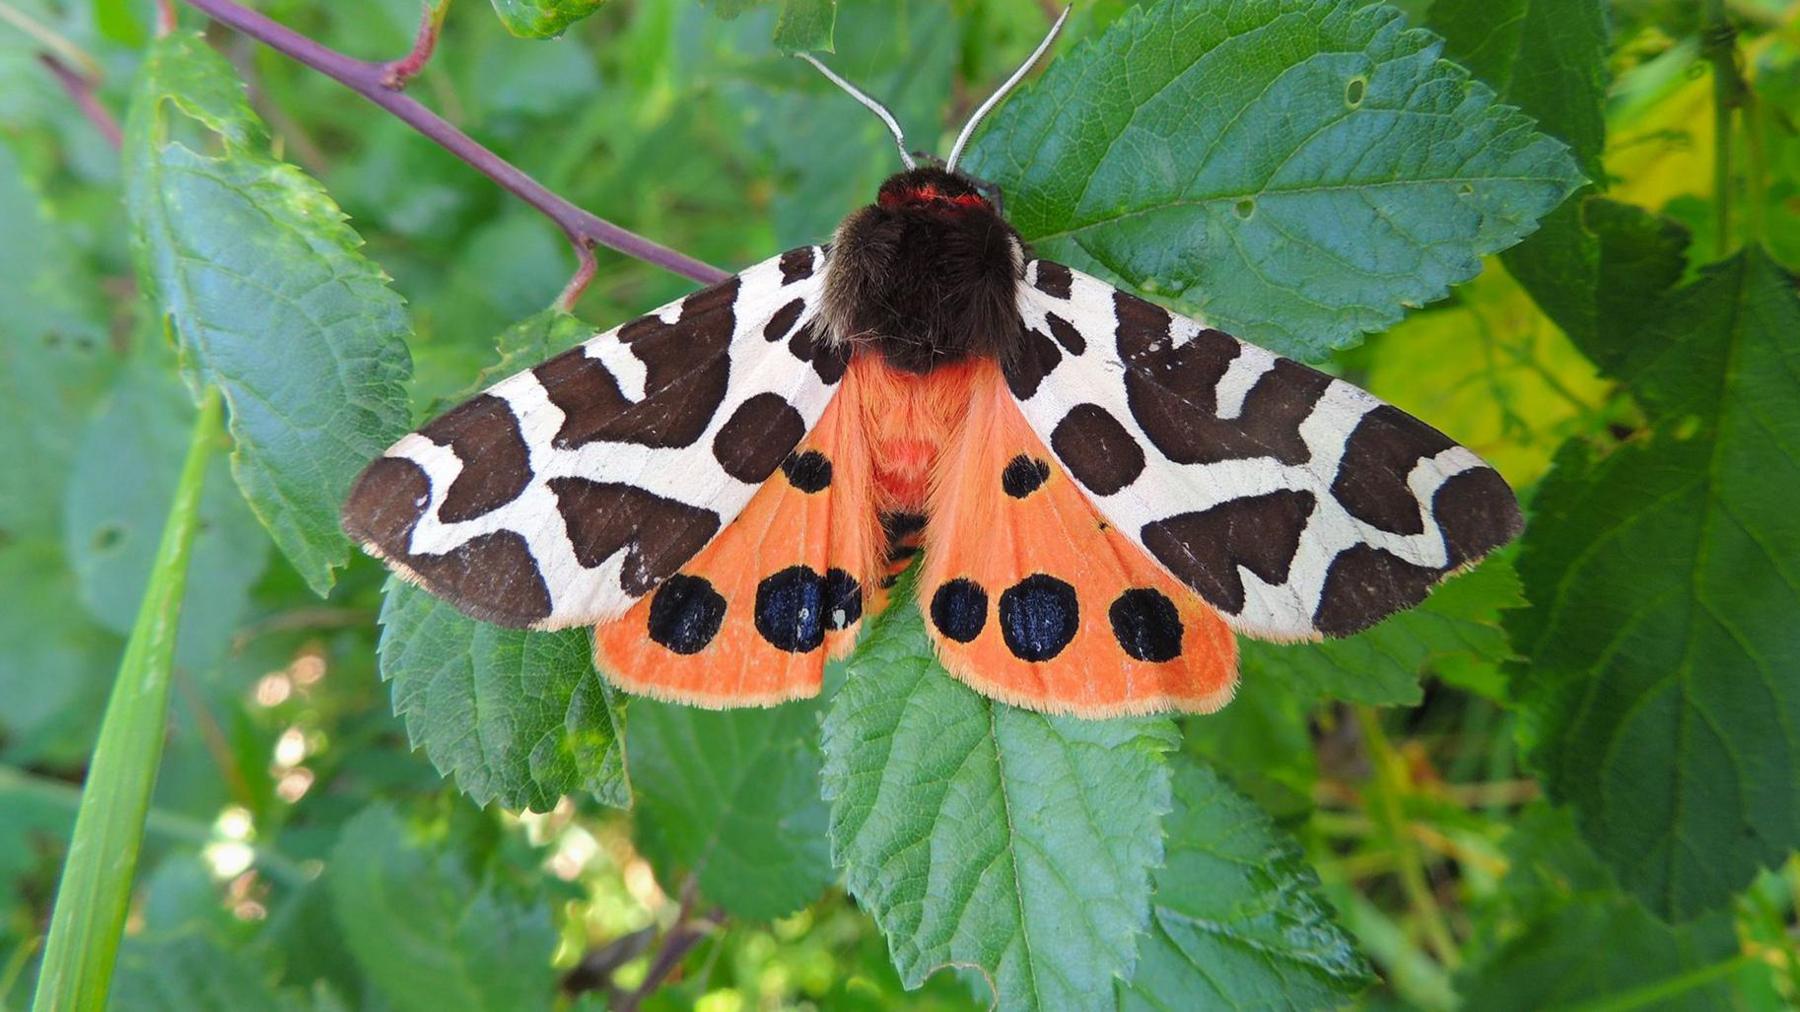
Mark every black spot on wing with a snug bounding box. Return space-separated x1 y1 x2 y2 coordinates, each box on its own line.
539 275 740 449
547 478 721 596
1031 261 1073 300
781 450 832 493
1109 588 1183 662
1003 326 1062 400
1044 313 1087 355
1331 405 1456 535
998 574 1080 662
1050 404 1145 496
343 457 553 627
1113 288 1329 466
713 393 806 483
648 574 727 654
1142 490 1316 614
1001 455 1050 498
1433 467 1523 568
418 394 534 523
764 298 806 343
779 247 817 284
930 579 988 643
755 565 826 653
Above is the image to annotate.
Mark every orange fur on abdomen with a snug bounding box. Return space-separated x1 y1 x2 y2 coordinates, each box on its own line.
844 354 983 517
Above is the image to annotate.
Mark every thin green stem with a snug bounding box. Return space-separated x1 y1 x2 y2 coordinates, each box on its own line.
1703 0 1740 254
31 388 224 1012
1354 705 1461 971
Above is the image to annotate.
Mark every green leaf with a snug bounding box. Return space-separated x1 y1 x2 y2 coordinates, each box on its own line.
1244 558 1520 706
63 363 269 671
328 805 558 1012
822 570 1177 1009
1510 246 1800 920
1456 805 1761 1011
1430 0 1607 179
774 0 836 52
1119 759 1372 1008
626 700 833 919
488 0 606 39
378 580 629 812
964 0 1585 358
1181 679 1318 824
0 138 114 542
124 32 413 596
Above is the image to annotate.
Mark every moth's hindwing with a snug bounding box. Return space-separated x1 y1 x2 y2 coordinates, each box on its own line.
1009 260 1523 642
342 246 842 630
918 362 1238 718
594 378 881 707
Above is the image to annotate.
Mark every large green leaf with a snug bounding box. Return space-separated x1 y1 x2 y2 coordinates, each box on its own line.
1244 557 1519 706
965 0 1585 358
1456 806 1766 1010
1510 246 1800 920
328 805 559 1012
379 581 629 812
1432 0 1615 347
822 571 1177 1010
1119 759 1371 1008
63 363 268 671
124 32 413 596
626 700 833 919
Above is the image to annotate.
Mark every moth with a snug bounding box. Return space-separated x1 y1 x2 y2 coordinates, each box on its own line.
343 11 1521 717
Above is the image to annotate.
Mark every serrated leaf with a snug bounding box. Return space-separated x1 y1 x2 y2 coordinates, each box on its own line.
626 700 833 919
1119 759 1372 1008
822 570 1177 1009
964 0 1585 359
1244 558 1520 706
63 363 268 671
1510 247 1800 921
774 0 836 52
1456 805 1760 1011
328 805 559 1012
379 580 629 812
487 0 606 39
1181 679 1318 823
124 32 413 596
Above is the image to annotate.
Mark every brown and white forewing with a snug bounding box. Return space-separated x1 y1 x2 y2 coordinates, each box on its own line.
343 246 842 630
1009 260 1521 641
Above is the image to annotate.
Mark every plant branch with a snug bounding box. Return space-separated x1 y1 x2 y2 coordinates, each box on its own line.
1353 705 1462 971
178 0 729 290
37 54 122 149
616 879 722 1011
381 0 449 90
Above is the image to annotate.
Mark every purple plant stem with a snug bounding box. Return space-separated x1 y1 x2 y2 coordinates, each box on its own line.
178 0 730 288
39 54 122 149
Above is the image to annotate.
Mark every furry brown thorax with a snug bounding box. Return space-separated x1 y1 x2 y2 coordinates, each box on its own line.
821 166 1027 374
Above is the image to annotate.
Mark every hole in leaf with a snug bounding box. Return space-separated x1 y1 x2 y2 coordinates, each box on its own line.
92 524 124 553
1345 76 1367 107
1233 198 1255 220
1457 183 1475 197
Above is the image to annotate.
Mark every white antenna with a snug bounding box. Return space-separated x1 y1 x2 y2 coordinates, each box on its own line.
797 53 917 170
945 5 1071 173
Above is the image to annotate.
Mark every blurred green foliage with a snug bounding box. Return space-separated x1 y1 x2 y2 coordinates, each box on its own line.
1 0 1797 1008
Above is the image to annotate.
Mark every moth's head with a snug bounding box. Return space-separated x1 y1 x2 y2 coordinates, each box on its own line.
875 167 993 214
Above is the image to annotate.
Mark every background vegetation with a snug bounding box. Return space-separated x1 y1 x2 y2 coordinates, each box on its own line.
1 0 1796 1008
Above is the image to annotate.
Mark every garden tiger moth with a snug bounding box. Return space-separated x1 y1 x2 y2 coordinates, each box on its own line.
341 9 1522 718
